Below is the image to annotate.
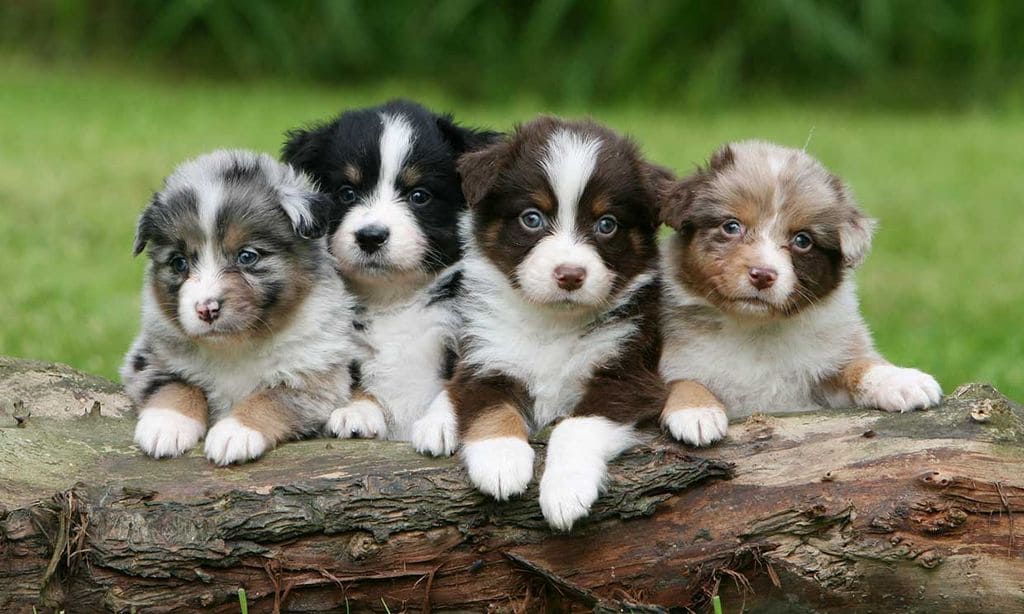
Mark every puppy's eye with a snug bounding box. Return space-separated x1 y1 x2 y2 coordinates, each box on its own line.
339 186 357 205
595 215 618 237
791 232 813 252
409 189 432 206
520 209 546 231
170 256 189 274
721 219 744 236
236 249 260 266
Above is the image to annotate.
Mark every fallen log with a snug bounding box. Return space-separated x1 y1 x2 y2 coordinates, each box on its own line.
1 356 1022 613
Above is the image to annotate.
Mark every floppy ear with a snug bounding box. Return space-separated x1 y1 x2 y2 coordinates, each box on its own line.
658 144 734 231
279 186 339 240
457 138 511 206
437 114 503 155
281 123 329 175
829 174 876 268
132 196 159 256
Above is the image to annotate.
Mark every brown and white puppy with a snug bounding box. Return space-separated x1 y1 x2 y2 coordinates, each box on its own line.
414 117 670 531
121 150 359 465
658 141 942 446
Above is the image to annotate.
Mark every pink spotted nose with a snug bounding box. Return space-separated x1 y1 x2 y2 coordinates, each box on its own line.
195 299 221 323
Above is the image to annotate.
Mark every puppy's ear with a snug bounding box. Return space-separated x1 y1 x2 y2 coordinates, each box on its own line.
658 144 734 231
280 187 338 240
133 196 159 256
457 137 511 206
830 174 876 268
437 114 503 154
281 123 329 175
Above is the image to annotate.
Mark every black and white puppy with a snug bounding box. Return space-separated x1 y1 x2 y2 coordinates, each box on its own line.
122 150 359 465
416 117 670 531
658 141 942 446
282 100 498 442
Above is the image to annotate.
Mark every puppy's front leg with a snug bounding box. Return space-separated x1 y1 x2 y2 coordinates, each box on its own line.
204 388 332 466
134 381 208 458
834 358 942 413
452 372 534 500
327 389 389 440
661 379 729 447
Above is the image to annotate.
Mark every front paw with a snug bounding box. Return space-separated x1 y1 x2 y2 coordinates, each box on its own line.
327 399 388 439
204 418 271 466
461 437 535 500
663 407 728 447
134 408 206 458
858 365 942 413
539 464 602 532
411 392 459 456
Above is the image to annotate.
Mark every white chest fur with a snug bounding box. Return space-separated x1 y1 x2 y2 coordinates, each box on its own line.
357 292 458 440
660 280 870 416
460 258 638 430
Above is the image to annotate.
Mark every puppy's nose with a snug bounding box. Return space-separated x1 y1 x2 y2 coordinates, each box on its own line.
355 225 390 254
553 265 587 291
195 299 221 324
748 267 778 290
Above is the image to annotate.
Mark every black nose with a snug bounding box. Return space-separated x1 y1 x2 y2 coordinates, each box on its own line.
355 225 390 254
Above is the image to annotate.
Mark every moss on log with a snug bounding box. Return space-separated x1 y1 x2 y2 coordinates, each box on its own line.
1 357 1022 613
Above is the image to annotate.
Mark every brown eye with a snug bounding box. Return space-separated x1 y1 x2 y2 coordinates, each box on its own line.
722 219 744 236
791 232 813 252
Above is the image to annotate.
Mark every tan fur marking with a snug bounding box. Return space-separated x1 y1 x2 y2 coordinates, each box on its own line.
661 379 724 421
834 358 887 395
531 190 556 214
590 193 611 217
344 163 362 184
400 166 422 186
231 392 294 443
144 382 208 425
464 403 528 442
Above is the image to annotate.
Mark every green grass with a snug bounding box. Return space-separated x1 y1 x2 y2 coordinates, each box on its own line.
0 57 1021 400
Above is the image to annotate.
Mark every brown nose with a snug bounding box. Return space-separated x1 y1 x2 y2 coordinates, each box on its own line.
195 299 221 323
748 267 777 290
554 265 587 291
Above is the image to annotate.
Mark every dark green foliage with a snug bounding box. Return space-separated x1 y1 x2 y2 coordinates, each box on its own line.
2 1 1024 106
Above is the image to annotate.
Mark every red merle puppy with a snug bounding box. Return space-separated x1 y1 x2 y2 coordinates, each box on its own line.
414 117 671 531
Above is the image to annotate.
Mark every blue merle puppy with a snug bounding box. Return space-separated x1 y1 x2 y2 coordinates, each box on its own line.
122 150 360 465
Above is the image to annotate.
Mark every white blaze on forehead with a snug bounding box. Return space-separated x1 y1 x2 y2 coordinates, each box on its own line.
540 129 602 232
375 113 415 203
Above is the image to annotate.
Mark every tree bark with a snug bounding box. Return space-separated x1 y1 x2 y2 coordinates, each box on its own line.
1 356 1022 613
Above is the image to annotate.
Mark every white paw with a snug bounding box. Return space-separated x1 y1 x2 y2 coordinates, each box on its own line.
411 392 459 456
203 418 271 466
134 408 206 458
461 437 535 500
327 399 388 439
858 365 942 413
663 407 729 447
539 463 602 532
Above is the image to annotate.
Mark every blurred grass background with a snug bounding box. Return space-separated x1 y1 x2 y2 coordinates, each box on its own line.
0 1 1021 399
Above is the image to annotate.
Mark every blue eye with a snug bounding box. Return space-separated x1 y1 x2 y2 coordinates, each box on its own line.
237 249 260 266
339 186 357 205
409 189 432 205
595 215 618 236
791 232 813 252
170 256 188 274
520 209 545 231
722 219 744 236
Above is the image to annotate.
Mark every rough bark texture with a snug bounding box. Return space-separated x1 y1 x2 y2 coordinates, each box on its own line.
1 356 1022 613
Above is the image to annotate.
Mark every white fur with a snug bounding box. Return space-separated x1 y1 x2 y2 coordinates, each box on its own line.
139 271 357 421
663 407 729 447
332 113 426 278
660 242 872 417
133 408 206 458
204 417 271 466
459 242 647 429
515 231 614 306
541 129 601 229
327 398 389 439
177 242 225 336
855 365 942 412
539 416 638 531
461 437 536 500
411 390 459 456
